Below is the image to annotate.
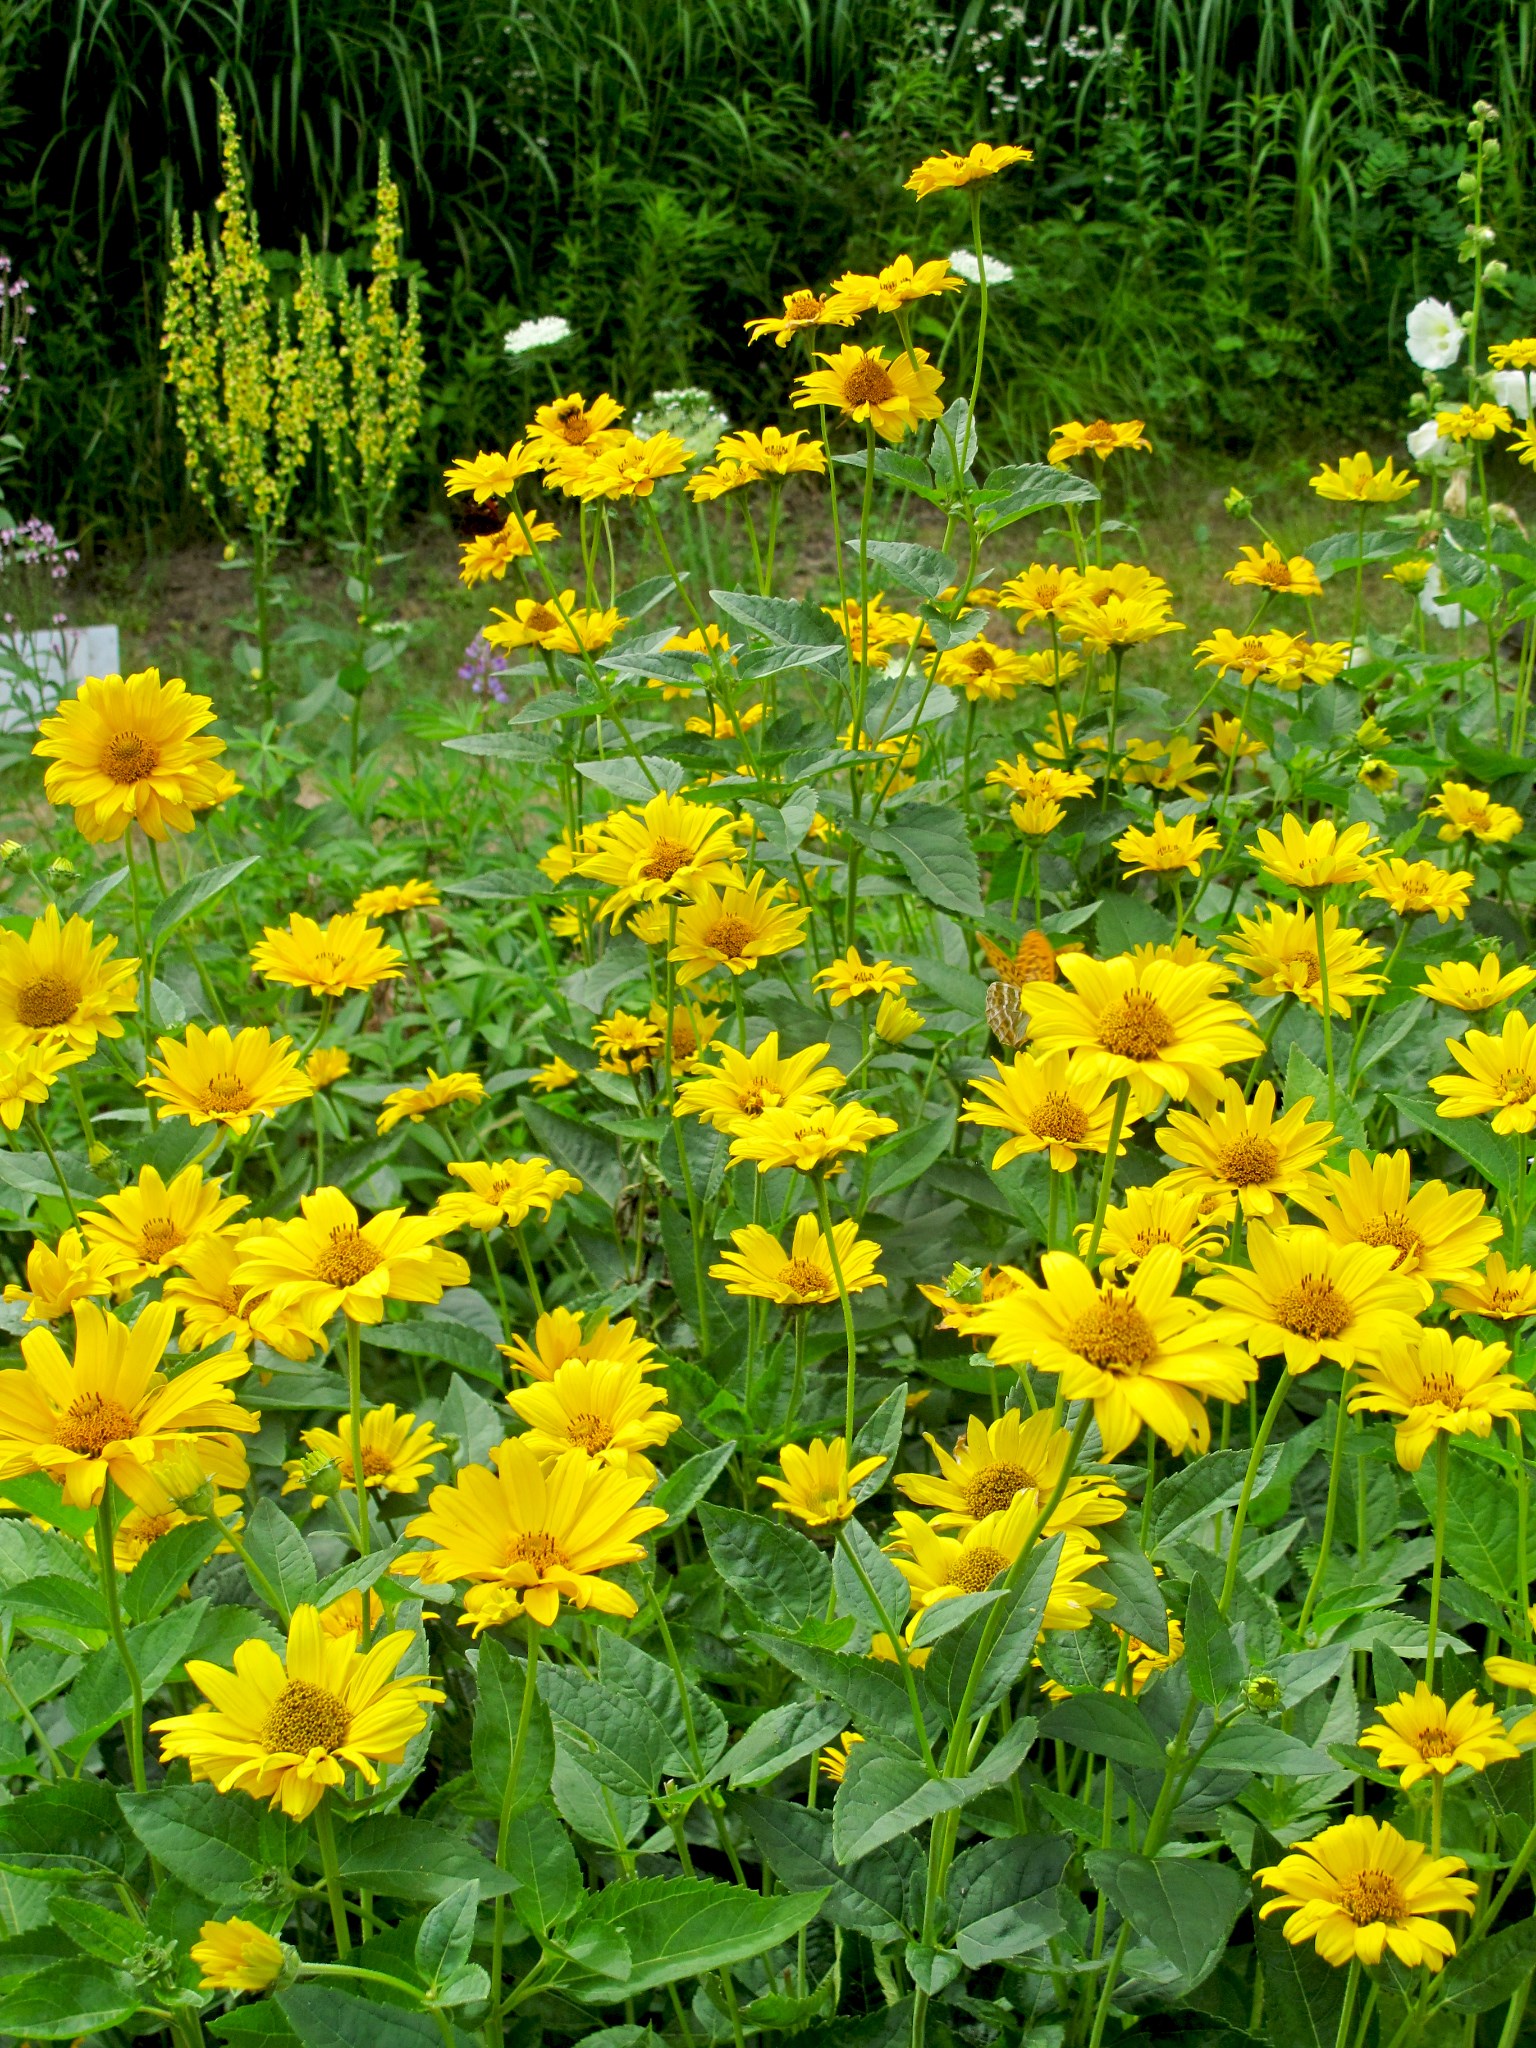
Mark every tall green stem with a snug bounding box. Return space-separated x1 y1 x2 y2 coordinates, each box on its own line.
345 1319 370 1565
488 1621 541 2048
1296 1384 1352 1640
1085 1079 1131 1263
312 1796 353 1957
1427 1432 1449 1686
1219 1371 1290 1615
815 1175 860 1447
94 1489 146 1793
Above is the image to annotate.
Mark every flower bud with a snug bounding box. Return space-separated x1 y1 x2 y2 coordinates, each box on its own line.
1484 259 1509 284
0 839 24 867
1242 1674 1284 1715
1457 170 1478 195
1475 98 1499 121
1223 484 1253 518
301 1449 343 1499
157 1445 218 1518
944 1262 986 1305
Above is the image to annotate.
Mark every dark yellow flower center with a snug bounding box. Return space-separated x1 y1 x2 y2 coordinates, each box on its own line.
139 1218 184 1263
960 645 997 675
262 1678 350 1755
101 731 159 784
509 1530 569 1572
552 405 593 444
842 360 897 407
316 1227 383 1288
524 605 560 633
134 1512 177 1544
1337 1870 1406 1926
1028 1093 1090 1145
703 916 755 959
1096 992 1175 1062
1500 1070 1536 1105
1415 1372 1464 1409
16 973 81 1029
1065 1300 1159 1371
951 1544 1009 1592
1273 1276 1352 1341
786 292 824 321
341 1445 397 1482
201 1073 255 1115
1357 1213 1422 1267
964 1463 1031 1518
1217 1134 1281 1186
564 1410 615 1455
780 1257 829 1298
639 838 694 882
670 1018 698 1059
55 1391 139 1455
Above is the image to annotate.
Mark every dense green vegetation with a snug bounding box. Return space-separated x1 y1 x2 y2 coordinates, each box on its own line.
1 0 1534 546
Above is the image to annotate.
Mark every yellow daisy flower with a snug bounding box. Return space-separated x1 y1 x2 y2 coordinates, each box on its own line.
1435 402 1511 442
935 637 1038 702
728 1100 898 1177
250 912 403 997
525 391 625 458
818 1731 864 1782
572 431 690 502
1257 1815 1472 1970
1348 1326 1534 1470
1115 811 1221 879
1248 815 1380 892
1158 1079 1335 1220
758 1437 884 1526
996 563 1088 625
432 1156 582 1235
234 1187 468 1328
499 1304 659 1381
575 790 743 926
0 1037 86 1127
401 1437 666 1631
1047 418 1151 465
283 1404 445 1507
1430 1009 1536 1132
1017 952 1263 1114
457 515 559 586
894 1408 1127 1533
973 1244 1255 1458
1363 858 1473 923
744 289 856 346
791 344 945 441
825 254 964 317
961 1048 1133 1173
1291 1150 1501 1305
669 872 811 986
592 1009 663 1076
1309 452 1420 503
506 1358 679 1479
442 443 541 499
352 880 440 917
305 1046 352 1089
142 1023 311 1135
376 1069 486 1136
1417 956 1536 1012
904 141 1033 196
483 590 582 651
672 1032 845 1133
0 1298 256 1510
889 1506 1110 1627
1483 1651 1536 1740
714 426 826 477
162 1230 324 1362
710 1212 886 1307
530 1055 580 1094
873 992 925 1044
1224 542 1322 595
1225 903 1385 1016
1196 1224 1423 1374
814 947 918 1007
1427 781 1523 844
34 668 230 841
81 1162 248 1283
153 1603 442 1820
0 904 138 1053
1446 1253 1536 1322
3 1227 130 1322
1076 1183 1231 1279
190 1919 287 1993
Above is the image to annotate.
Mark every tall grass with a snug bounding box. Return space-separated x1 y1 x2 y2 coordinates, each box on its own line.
0 0 1529 543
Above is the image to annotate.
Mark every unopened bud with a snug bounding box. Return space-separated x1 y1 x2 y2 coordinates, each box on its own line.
1223 484 1252 518
944 1262 986 1305
46 858 74 883
1457 170 1478 195
302 1450 343 1499
87 1140 115 1175
1243 1674 1284 1715
1485 259 1509 284
157 1444 217 1518
0 840 23 867
1475 98 1499 122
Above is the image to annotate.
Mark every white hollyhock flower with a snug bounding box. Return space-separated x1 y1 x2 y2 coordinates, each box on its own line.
1405 298 1464 370
1406 419 1458 465
504 316 573 358
1491 369 1534 420
948 248 1015 286
1420 564 1476 630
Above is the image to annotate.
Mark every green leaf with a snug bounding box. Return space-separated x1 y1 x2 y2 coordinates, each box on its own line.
743 1797 915 1937
1255 1879 1348 2048
833 1719 1037 1865
148 856 260 951
748 1634 915 1745
949 1835 1070 1966
866 1111 955 1200
868 805 982 919
601 1632 727 1778
558 1876 827 2001
929 398 977 489
576 756 685 801
122 1519 223 1622
1438 1917 1536 2012
362 1315 502 1386
238 1498 318 1620
278 1984 442 2048
709 590 843 649
1 1574 107 1642
921 1533 1066 1723
329 1815 515 1902
1201 1722 1338 1777
540 1667 678 1800
1183 1578 1243 1705
66 1598 209 1749
502 1802 583 1935
1413 1448 1517 1605
856 540 955 600
211 2003 304 2048
654 1441 736 1531
833 1516 910 1637
851 1383 908 1499
0 1476 95 1541
701 1505 831 1632
1289 1046 1368 1153
414 1880 477 1990
714 1700 851 1790
1095 893 1172 956
472 1635 554 1821
974 461 1099 530
1388 1092 1514 1196
119 1784 297 1903
49 1894 149 1962
1040 1692 1164 1769
1153 1448 1277 1553
0 1958 142 2036
1092 1523 1169 1654
0 1781 137 1880
1085 1850 1247 1995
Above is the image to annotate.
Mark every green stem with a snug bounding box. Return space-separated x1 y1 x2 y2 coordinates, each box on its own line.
27 1108 78 1227
1295 1384 1351 1640
1427 1431 1448 1686
1084 1079 1131 1263
1335 1958 1362 2048
1218 1370 1291 1615
345 1318 370 1566
312 1796 353 1957
834 1525 934 1770
488 1620 541 2048
94 1489 146 1792
512 1224 545 1316
815 1174 859 1447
